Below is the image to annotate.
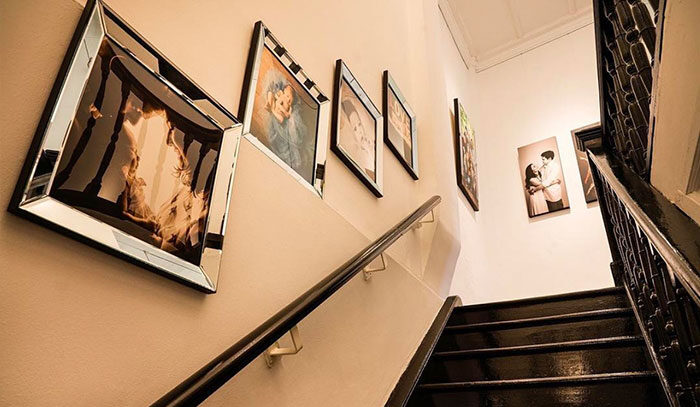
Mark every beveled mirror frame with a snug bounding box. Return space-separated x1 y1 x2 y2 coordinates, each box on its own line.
239 21 329 197
8 0 242 293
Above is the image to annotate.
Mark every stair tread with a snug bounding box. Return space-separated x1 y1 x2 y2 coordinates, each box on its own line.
417 371 658 391
445 307 632 332
454 287 625 311
433 335 644 359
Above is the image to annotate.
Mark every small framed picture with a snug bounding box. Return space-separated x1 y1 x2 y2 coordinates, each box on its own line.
239 21 329 196
331 60 383 197
517 137 570 218
453 99 479 211
383 71 418 180
8 0 241 292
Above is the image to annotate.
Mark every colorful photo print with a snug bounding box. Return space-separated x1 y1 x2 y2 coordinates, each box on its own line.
240 22 329 195
383 71 418 179
517 137 570 217
331 60 382 197
453 99 479 211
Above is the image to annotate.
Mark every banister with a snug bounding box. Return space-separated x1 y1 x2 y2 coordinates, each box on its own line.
152 195 442 406
588 148 700 304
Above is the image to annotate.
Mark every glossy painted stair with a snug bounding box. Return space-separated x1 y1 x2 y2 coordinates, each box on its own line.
389 287 669 407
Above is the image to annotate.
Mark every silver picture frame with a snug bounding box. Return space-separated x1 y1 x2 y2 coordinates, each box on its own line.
8 0 242 292
239 21 329 197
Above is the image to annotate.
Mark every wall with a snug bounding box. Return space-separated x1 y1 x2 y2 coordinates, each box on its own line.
450 24 615 305
0 0 475 406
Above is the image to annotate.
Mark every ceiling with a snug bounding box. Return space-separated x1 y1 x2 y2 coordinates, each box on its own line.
439 0 594 72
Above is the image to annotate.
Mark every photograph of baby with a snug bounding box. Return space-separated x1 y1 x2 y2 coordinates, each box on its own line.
249 45 319 184
338 79 377 181
517 137 570 217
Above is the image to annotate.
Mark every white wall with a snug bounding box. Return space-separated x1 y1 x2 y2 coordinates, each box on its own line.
450 24 614 305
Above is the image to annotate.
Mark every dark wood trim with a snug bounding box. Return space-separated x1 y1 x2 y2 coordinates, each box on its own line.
152 195 442 407
453 286 624 311
384 295 461 407
444 308 632 332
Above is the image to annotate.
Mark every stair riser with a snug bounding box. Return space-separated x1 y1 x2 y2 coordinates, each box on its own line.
449 294 628 325
408 381 667 407
423 345 651 382
437 316 639 351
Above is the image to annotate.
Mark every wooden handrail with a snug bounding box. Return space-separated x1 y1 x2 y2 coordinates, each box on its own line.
152 195 442 406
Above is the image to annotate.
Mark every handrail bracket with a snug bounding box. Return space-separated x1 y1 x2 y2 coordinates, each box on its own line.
411 209 435 230
363 252 387 281
264 325 303 367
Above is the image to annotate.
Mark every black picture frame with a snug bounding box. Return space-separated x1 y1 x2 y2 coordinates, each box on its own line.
239 21 330 197
331 60 383 197
383 71 419 180
453 98 479 211
8 0 242 293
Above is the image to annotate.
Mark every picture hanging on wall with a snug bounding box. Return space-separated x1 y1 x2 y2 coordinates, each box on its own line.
453 98 479 211
239 21 329 196
570 124 600 203
8 0 242 292
383 71 419 180
517 137 570 218
331 60 383 197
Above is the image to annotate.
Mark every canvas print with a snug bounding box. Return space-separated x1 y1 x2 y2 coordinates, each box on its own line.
517 137 570 217
240 22 329 195
571 127 599 203
9 0 240 292
331 60 382 197
383 71 418 179
454 99 479 211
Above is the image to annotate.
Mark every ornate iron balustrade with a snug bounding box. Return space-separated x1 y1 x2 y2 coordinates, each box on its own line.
588 147 700 407
594 0 664 179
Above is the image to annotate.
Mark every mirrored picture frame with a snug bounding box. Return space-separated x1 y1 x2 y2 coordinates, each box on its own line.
8 0 242 293
383 71 418 180
239 21 329 197
331 60 383 197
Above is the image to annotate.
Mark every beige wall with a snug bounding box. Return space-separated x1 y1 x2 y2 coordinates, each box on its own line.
0 0 476 405
450 25 615 304
650 0 700 225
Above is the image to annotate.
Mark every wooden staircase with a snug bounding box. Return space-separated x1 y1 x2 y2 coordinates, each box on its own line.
391 287 670 407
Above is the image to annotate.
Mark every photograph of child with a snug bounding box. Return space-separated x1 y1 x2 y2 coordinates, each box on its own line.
338 79 377 180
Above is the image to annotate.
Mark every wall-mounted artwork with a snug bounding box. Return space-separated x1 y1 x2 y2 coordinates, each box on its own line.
383 71 418 180
453 98 479 211
331 60 383 197
8 0 241 292
571 125 600 203
517 137 570 217
239 21 329 196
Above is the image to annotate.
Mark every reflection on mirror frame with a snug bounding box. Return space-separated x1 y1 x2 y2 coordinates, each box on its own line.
8 0 241 293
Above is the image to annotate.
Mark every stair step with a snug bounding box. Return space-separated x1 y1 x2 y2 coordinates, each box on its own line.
408 372 668 407
437 309 638 351
449 287 627 325
422 337 650 382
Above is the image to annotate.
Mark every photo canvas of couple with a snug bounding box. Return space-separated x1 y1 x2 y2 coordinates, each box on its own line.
517 137 570 218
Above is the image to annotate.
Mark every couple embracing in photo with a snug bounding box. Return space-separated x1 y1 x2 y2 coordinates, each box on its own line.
525 150 563 216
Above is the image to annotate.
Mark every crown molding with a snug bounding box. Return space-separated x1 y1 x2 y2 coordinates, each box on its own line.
438 0 477 71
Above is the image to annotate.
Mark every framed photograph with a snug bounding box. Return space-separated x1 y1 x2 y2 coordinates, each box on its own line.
331 60 383 197
571 124 600 203
383 71 418 180
517 137 570 218
239 21 329 196
8 0 242 292
453 98 479 211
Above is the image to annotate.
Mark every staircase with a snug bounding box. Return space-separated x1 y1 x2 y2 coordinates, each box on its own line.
403 287 669 406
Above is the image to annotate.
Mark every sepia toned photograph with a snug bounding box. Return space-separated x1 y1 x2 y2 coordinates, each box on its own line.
9 1 240 292
249 45 319 184
383 71 418 179
331 60 383 197
454 98 479 211
517 137 570 217
50 38 222 265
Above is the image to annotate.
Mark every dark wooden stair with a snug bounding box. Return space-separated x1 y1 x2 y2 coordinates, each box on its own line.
388 287 670 407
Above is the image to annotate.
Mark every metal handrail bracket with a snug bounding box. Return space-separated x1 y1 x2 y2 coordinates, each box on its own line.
264 325 303 367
